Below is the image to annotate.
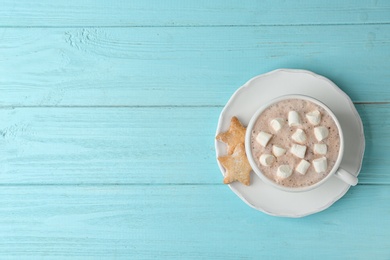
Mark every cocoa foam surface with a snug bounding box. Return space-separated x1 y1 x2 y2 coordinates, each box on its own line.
250 99 340 188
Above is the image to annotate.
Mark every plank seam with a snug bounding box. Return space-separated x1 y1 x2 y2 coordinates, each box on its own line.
0 22 390 28
0 183 385 186
0 102 387 109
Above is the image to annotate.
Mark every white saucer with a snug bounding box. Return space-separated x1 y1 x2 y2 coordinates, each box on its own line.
215 69 365 218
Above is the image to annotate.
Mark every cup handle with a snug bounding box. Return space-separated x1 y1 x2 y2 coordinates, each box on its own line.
334 168 358 186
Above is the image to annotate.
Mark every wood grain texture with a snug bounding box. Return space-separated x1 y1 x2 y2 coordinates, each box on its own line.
0 185 388 259
1 1 389 259
0 0 390 27
0 26 389 106
0 104 386 185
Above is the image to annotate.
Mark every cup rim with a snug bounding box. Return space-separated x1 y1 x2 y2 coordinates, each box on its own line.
245 94 344 192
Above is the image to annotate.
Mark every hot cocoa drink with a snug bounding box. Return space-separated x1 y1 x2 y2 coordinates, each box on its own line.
250 98 340 188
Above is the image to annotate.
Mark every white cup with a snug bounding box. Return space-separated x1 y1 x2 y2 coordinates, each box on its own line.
245 94 358 192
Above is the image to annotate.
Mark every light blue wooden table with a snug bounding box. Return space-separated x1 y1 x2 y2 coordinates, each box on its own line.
0 1 389 259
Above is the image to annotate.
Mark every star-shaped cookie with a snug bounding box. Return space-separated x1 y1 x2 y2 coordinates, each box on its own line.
216 116 246 155
218 143 252 186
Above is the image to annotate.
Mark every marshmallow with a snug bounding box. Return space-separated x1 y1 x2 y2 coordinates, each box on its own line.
270 118 285 132
277 165 293 179
288 111 301 126
291 129 307 144
314 143 327 155
306 110 321 125
313 157 328 173
314 126 329 141
259 154 275 166
296 159 310 175
255 131 273 147
272 145 286 157
290 144 307 158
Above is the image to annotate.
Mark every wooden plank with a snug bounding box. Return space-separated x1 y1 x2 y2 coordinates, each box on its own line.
0 0 390 27
0 104 386 185
356 104 390 184
0 107 220 185
0 185 388 258
0 26 389 106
